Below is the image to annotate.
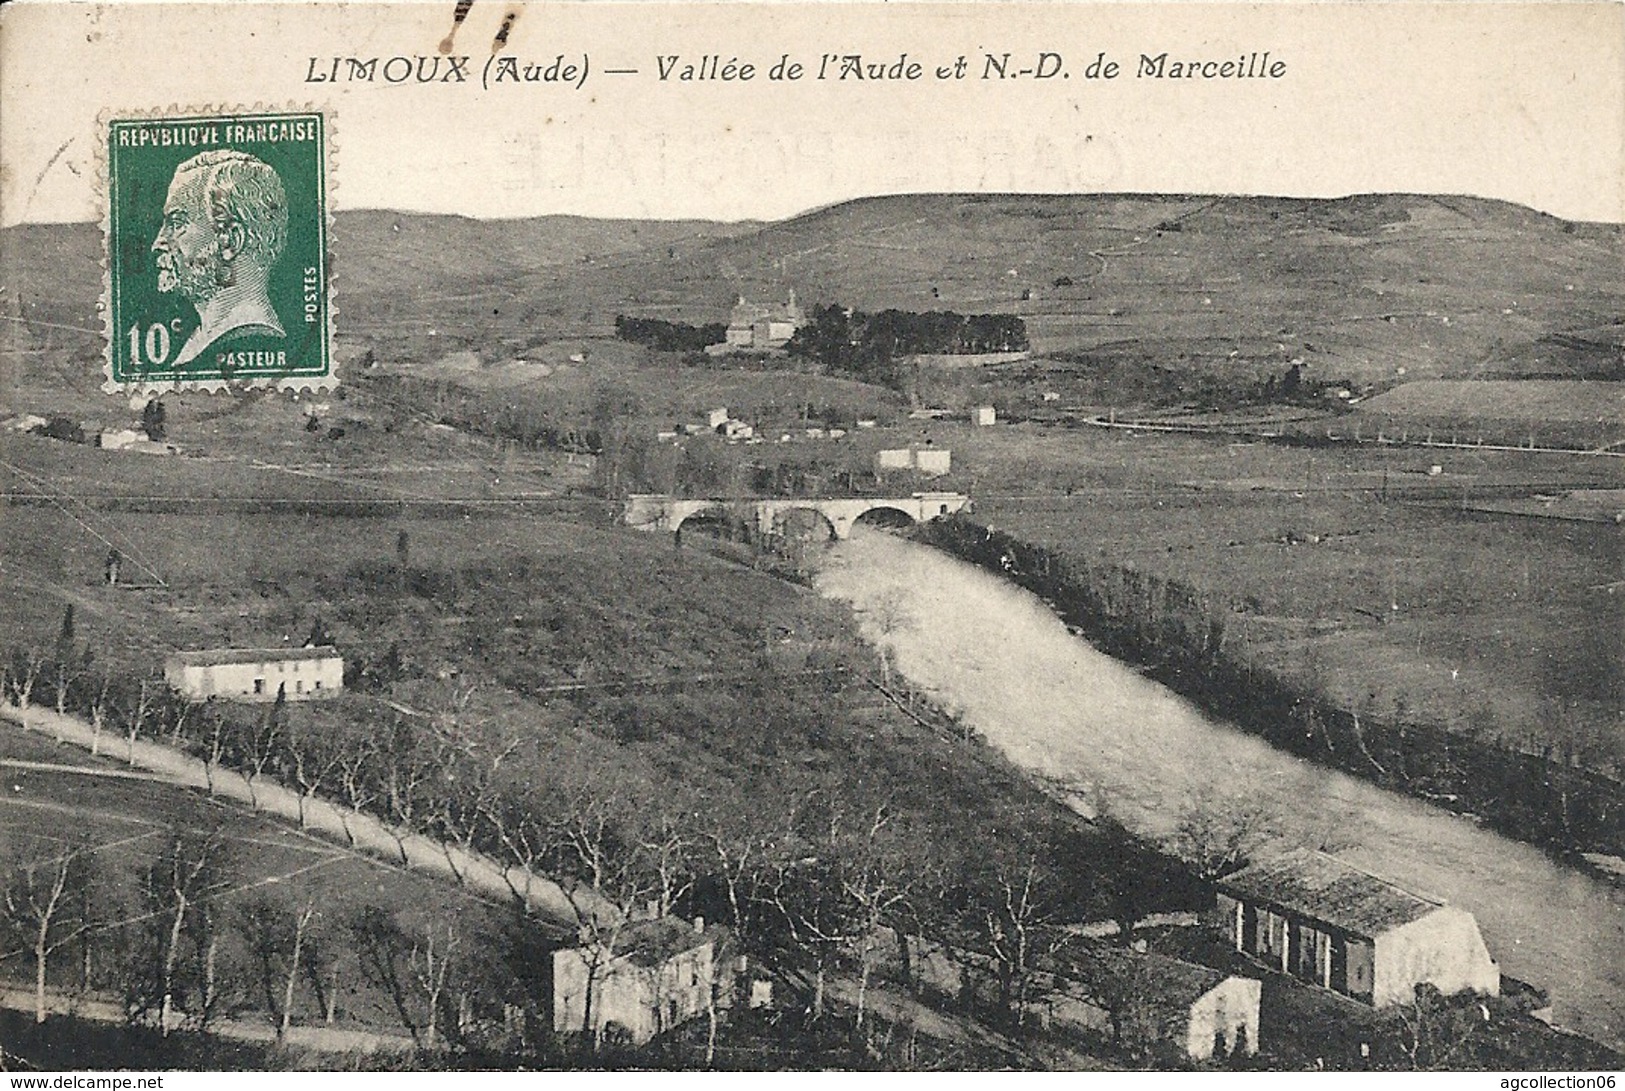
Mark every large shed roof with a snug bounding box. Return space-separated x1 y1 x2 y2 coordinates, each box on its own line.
1217 849 1444 938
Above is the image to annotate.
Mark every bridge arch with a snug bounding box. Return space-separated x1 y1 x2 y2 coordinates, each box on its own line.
773 506 839 542
674 504 752 544
851 505 918 532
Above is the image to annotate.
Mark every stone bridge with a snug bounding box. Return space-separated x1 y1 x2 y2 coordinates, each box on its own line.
623 492 971 541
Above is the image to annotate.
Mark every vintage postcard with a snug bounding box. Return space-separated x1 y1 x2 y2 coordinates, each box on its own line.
0 0 1620 1077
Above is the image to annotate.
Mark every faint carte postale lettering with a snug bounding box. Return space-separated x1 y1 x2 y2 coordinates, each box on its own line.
103 111 332 393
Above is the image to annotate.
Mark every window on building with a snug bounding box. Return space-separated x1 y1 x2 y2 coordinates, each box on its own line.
253 678 266 694
296 680 304 694
313 680 322 690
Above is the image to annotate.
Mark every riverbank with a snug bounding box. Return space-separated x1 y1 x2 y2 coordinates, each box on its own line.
813 530 1625 1051
917 516 1623 861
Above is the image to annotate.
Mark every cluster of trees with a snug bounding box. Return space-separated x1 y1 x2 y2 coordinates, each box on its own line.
614 316 727 354
0 583 1202 1062
0 820 536 1056
786 305 1028 390
361 374 608 456
920 518 1625 856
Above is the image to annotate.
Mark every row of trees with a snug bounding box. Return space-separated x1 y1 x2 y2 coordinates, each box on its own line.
0 824 530 1054
786 305 1028 390
613 316 727 354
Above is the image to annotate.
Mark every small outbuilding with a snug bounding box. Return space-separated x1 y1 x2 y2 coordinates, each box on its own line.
1054 947 1262 1062
164 646 344 703
875 447 952 478
1215 849 1499 1007
889 931 1258 1062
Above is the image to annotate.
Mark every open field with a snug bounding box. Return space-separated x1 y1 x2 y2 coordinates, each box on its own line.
918 427 1624 779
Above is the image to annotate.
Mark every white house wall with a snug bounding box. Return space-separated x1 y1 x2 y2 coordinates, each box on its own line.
167 656 343 702
1372 906 1500 1007
1185 977 1261 1061
551 942 714 1046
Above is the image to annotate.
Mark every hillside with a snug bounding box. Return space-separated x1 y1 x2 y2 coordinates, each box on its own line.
0 212 751 415
5 194 1620 417
512 193 1624 388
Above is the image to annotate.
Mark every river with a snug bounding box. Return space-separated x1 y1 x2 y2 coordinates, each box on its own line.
814 530 1625 1050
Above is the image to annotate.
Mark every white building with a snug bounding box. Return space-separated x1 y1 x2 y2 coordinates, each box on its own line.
722 292 806 350
164 646 343 703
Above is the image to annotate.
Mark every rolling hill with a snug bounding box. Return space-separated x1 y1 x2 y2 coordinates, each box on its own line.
3 194 1621 416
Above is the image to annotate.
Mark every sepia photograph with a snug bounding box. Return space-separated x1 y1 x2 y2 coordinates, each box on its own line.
0 0 1620 1076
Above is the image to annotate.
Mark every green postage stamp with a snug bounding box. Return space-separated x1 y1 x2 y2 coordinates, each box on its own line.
103 110 333 393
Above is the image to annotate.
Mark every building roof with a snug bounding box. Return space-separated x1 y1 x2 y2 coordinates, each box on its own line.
617 916 716 969
167 645 341 668
1058 946 1229 1006
1217 849 1444 937
729 292 804 328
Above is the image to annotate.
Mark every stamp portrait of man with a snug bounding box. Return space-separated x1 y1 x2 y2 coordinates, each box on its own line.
150 149 290 367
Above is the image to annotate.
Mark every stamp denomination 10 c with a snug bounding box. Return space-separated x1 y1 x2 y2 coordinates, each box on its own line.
104 111 332 393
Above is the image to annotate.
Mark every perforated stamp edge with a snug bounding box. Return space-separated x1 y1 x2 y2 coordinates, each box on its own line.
97 103 339 397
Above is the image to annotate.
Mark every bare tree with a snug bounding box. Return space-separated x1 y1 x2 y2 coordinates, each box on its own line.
1065 944 1161 1058
381 718 436 866
352 905 425 1048
239 687 287 810
197 708 229 798
708 818 785 952
1169 789 1279 882
425 697 519 886
477 793 548 909
838 805 915 1033
1385 983 1488 1070
868 589 914 688
123 680 157 765
7 648 44 728
86 674 112 757
302 927 344 1026
132 827 227 1035
979 855 1072 1029
244 897 319 1038
762 796 854 1022
333 731 381 847
407 915 461 1050
283 721 342 829
642 809 698 919
2 836 98 1023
